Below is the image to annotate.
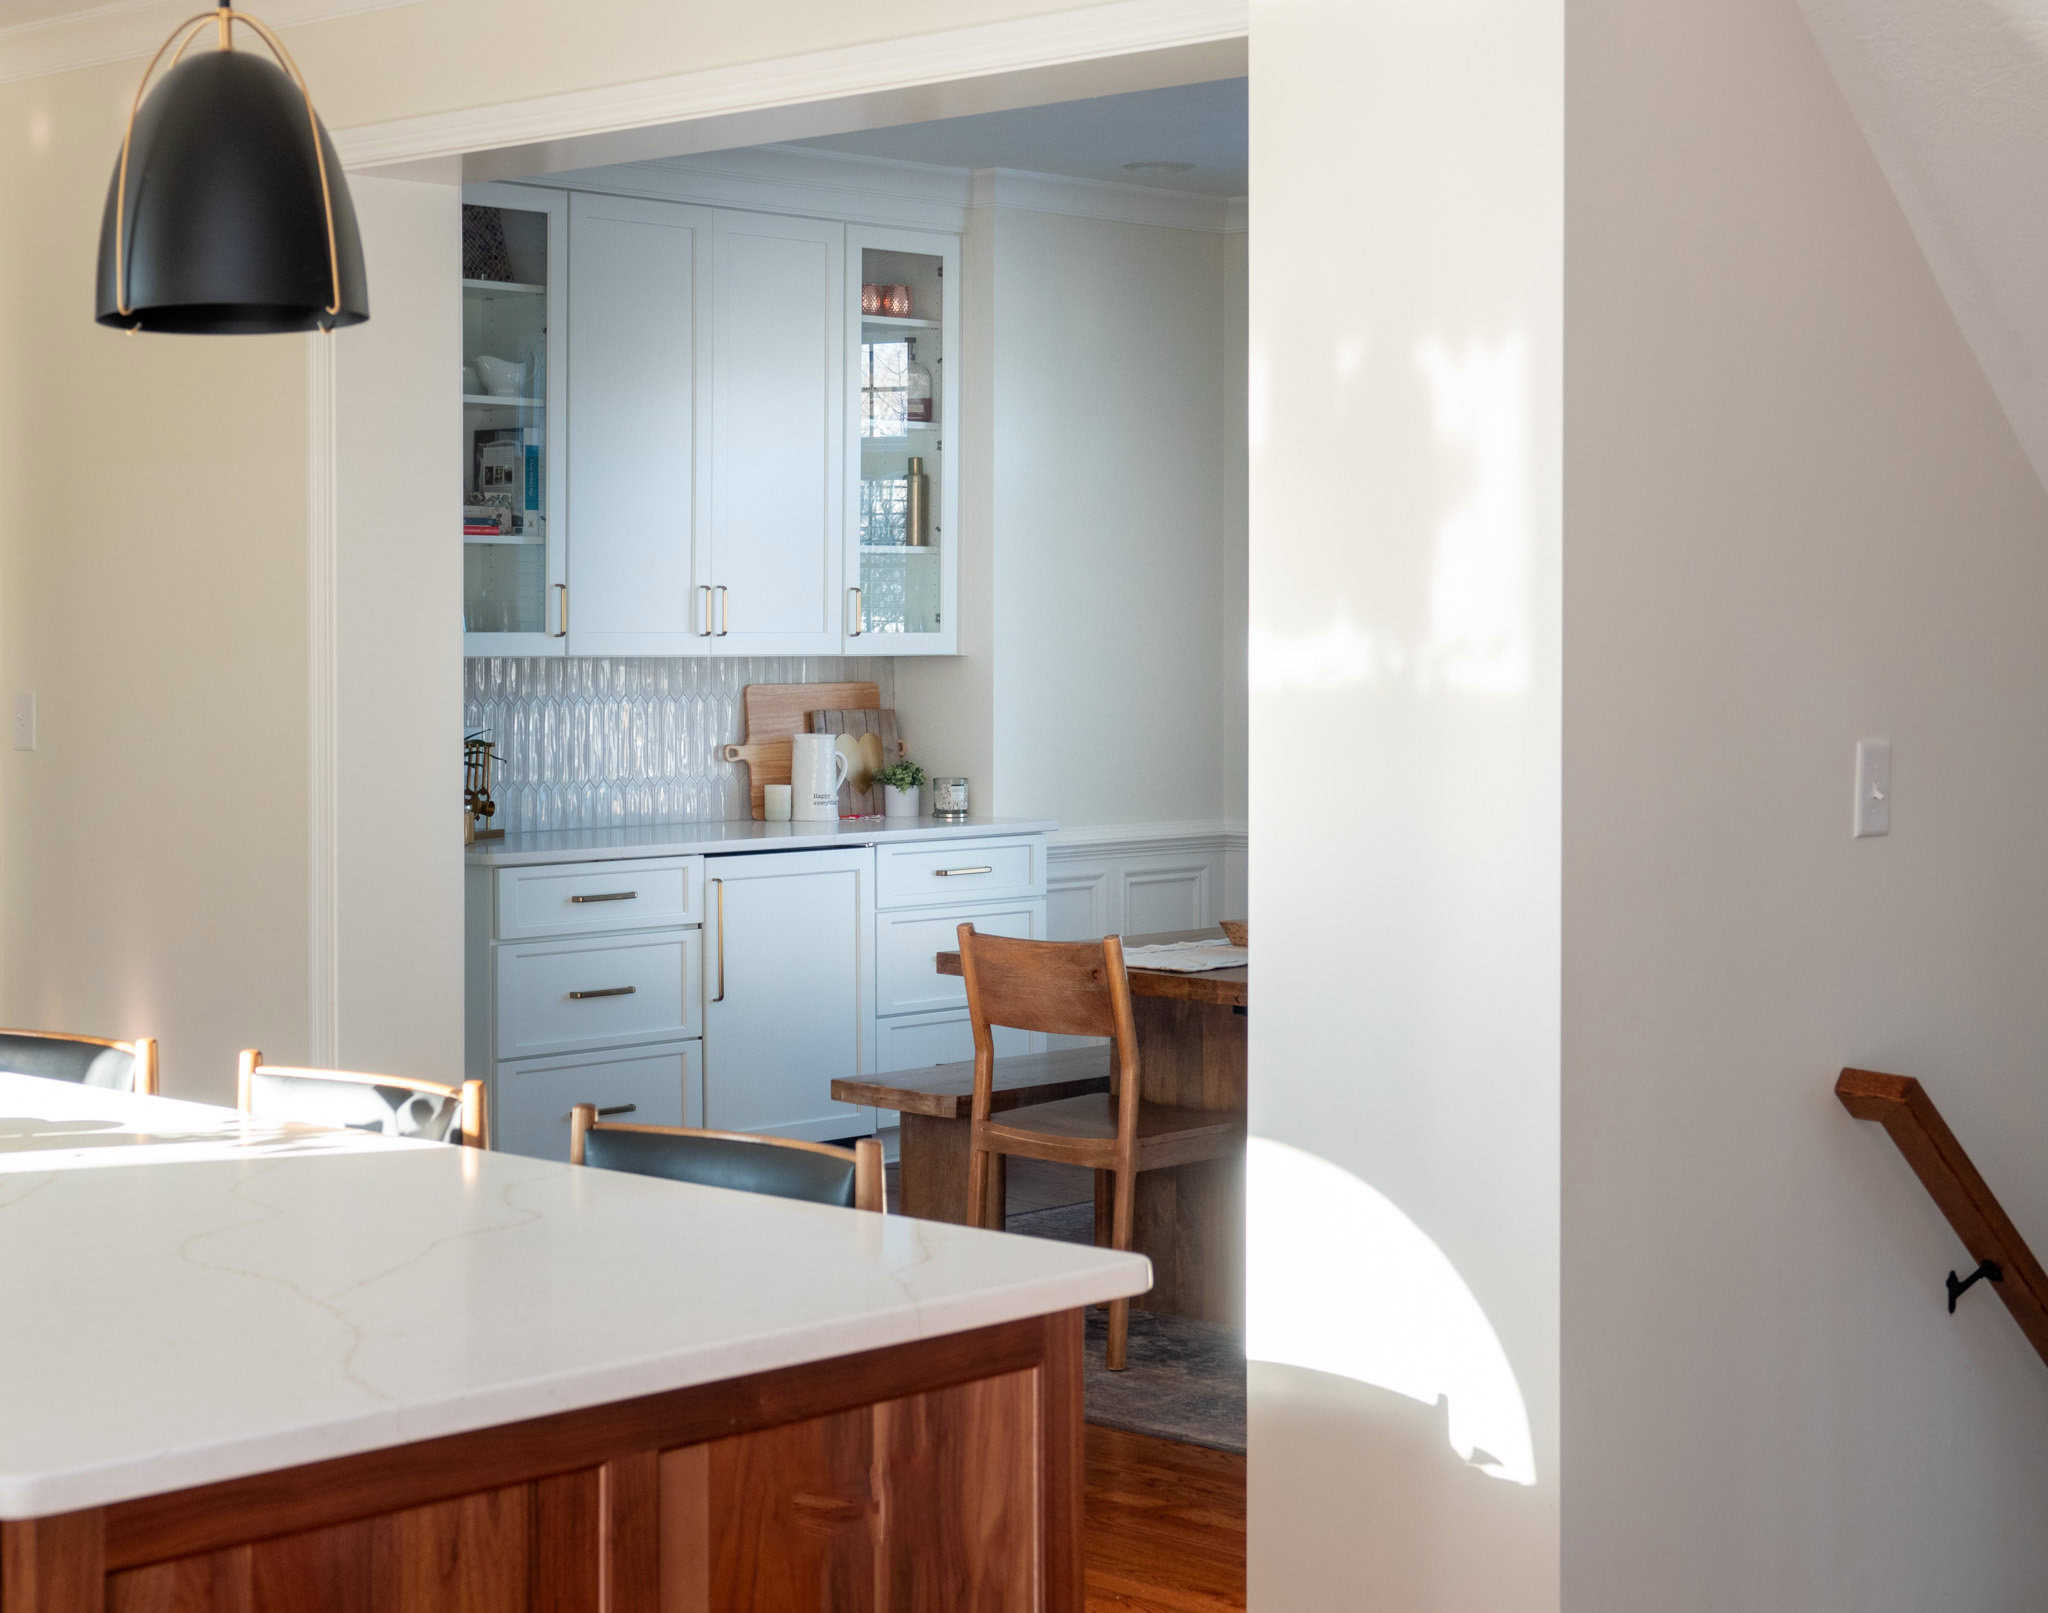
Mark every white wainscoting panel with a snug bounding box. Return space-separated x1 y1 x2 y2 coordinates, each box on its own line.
1044 823 1247 941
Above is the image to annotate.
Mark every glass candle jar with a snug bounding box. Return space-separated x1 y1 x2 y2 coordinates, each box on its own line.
931 777 969 819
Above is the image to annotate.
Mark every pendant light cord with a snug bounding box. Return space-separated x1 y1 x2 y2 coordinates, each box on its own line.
114 6 344 323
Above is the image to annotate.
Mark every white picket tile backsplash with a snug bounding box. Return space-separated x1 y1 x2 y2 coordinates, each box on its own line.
463 658 897 832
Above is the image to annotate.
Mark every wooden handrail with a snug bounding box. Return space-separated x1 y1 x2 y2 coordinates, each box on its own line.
1837 1067 2048 1364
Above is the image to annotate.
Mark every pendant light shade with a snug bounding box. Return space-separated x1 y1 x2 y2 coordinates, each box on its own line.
95 9 368 334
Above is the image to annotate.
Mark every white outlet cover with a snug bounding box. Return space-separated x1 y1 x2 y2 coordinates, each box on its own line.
1854 738 1890 838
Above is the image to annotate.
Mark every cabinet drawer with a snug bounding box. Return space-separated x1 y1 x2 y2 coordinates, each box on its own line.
874 838 1044 910
495 858 703 941
494 1040 700 1162
877 900 1041 1017
874 1008 1029 1075
495 928 702 1060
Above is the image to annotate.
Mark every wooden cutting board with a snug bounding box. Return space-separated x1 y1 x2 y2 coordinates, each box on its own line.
722 682 880 819
810 707 901 816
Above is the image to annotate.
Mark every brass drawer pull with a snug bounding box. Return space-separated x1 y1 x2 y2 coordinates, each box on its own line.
596 1103 637 1117
567 986 636 1000
568 891 637 904
933 866 993 877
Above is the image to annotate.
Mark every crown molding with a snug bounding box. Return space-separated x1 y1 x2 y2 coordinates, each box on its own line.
332 0 1247 173
531 143 1245 237
969 165 1243 233
538 146 975 235
0 0 422 86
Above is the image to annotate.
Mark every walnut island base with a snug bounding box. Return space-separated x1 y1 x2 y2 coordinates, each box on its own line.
3 1312 1080 1612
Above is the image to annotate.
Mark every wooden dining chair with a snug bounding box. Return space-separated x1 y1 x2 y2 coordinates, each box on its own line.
0 1028 157 1094
960 925 1241 1370
570 1105 884 1212
236 1049 486 1147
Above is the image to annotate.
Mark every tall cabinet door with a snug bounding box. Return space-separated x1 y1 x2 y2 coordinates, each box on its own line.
566 193 715 655
702 211 846 654
462 182 567 655
704 848 872 1142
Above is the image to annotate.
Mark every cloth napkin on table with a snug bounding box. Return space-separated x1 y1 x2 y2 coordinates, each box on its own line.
1119 941 1247 973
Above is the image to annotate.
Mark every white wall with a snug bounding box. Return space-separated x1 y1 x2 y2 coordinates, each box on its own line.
1246 0 1562 1607
901 200 1247 836
331 175 463 1078
1564 0 2048 1605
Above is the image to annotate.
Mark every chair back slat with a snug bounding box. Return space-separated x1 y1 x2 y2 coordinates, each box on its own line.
571 1108 884 1212
237 1050 486 1147
0 1029 155 1094
956 930 1126 1040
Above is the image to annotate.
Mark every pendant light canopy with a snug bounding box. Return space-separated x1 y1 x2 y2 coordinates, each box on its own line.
95 5 368 334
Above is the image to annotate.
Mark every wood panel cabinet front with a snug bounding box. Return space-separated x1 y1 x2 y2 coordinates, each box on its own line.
40 1319 1073 1613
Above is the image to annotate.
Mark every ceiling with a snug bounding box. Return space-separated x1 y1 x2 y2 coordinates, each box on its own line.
792 77 1247 197
1795 0 2048 490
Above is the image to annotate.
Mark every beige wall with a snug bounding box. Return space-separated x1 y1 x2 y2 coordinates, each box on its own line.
1565 0 2048 1604
0 59 310 1103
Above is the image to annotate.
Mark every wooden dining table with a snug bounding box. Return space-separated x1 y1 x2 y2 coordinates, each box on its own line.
932 928 1248 1327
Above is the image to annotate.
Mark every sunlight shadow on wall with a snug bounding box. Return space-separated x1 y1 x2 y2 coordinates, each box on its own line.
1246 1136 1536 1485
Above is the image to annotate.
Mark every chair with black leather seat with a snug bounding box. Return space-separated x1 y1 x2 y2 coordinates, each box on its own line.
237 1048 487 1146
569 1105 884 1212
0 1028 157 1094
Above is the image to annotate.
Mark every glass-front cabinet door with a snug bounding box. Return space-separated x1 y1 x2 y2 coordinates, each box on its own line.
846 226 959 653
462 182 567 655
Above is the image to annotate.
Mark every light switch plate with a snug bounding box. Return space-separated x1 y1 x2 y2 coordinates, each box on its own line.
1854 738 1890 838
9 691 33 752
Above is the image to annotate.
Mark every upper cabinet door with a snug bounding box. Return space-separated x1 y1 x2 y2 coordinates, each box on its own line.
845 226 961 655
703 212 846 654
566 193 714 656
462 183 568 656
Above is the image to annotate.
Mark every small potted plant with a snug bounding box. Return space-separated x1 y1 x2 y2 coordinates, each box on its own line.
875 759 929 819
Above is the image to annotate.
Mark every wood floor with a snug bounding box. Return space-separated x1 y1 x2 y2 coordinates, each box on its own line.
1085 1426 1246 1611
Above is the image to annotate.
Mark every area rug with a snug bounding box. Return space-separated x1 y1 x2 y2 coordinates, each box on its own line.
1006 1201 1247 1454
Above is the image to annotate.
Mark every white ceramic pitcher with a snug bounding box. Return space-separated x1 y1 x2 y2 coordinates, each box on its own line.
789 732 849 821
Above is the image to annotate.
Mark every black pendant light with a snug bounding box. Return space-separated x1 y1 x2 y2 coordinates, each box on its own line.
95 4 368 334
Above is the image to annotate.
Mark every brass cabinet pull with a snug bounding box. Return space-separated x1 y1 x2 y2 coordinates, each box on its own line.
847 586 865 637
567 985 636 1000
711 878 726 1002
596 1103 637 1117
698 583 713 636
716 585 730 636
568 891 636 904
933 866 993 877
552 582 569 638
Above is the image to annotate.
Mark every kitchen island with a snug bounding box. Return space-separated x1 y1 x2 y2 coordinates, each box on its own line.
0 1075 1146 1610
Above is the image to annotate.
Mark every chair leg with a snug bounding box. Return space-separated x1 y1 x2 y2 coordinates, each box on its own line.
1093 1168 1111 1246
1107 1165 1136 1371
968 1136 991 1230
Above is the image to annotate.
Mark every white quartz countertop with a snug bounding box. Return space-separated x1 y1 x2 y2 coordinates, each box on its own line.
465 815 1057 867
0 1074 1147 1518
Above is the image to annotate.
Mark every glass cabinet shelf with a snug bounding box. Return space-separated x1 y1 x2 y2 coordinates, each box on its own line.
463 394 546 407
